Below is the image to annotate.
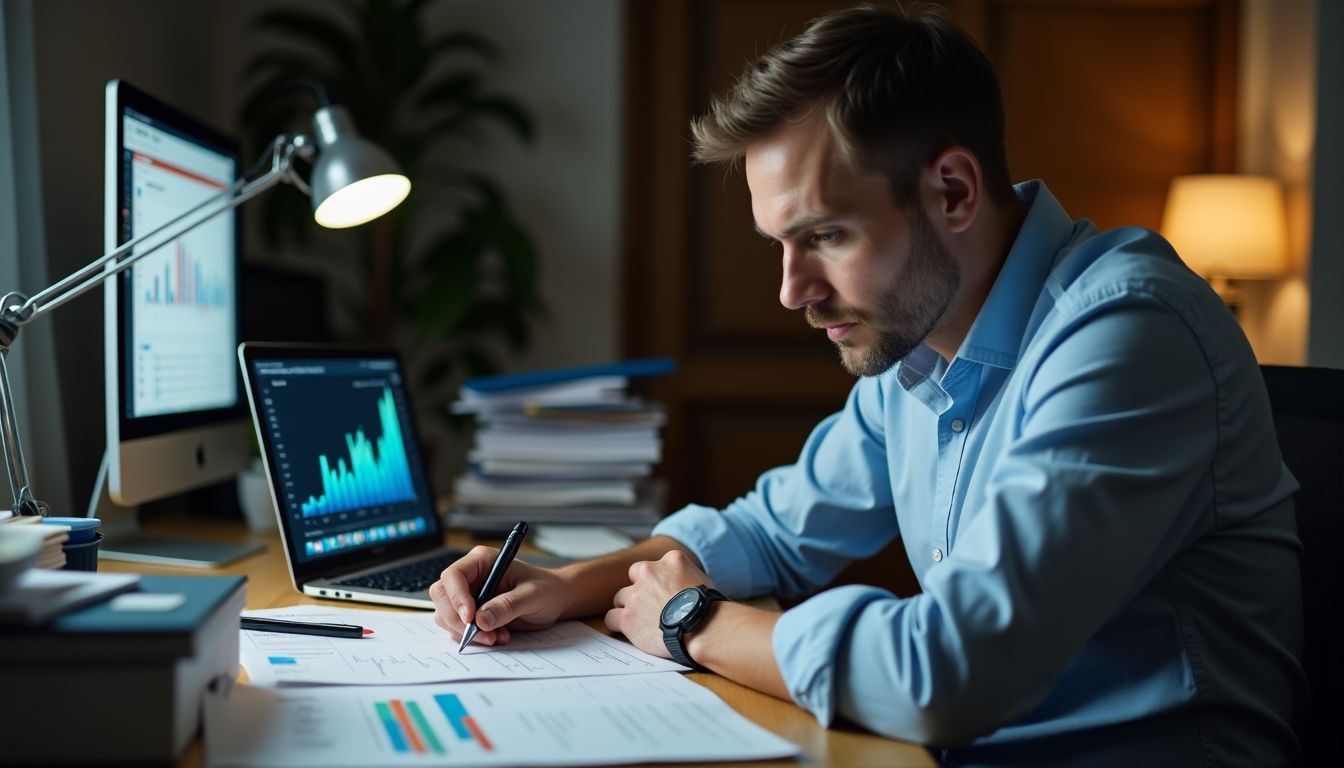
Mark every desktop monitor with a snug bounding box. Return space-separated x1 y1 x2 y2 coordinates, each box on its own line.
95 79 260 566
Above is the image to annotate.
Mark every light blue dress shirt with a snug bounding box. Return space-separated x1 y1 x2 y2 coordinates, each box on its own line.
653 181 1306 766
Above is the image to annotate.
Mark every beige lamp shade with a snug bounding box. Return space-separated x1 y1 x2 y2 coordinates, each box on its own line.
1160 174 1289 279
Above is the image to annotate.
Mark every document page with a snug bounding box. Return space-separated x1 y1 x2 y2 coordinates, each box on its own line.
205 672 799 767
240 606 688 686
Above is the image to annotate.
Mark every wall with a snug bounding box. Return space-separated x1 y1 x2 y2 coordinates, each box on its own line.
1 0 71 517
428 1 624 372
26 0 623 503
1236 0 1316 365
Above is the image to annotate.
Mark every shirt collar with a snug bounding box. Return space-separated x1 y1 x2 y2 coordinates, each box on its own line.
892 180 1075 392
952 180 1075 370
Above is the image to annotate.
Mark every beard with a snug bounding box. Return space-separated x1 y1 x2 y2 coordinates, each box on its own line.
805 210 960 377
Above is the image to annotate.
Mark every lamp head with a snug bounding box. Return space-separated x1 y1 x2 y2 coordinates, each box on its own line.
309 105 411 228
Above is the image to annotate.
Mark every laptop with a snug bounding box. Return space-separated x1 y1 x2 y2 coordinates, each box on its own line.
238 342 472 610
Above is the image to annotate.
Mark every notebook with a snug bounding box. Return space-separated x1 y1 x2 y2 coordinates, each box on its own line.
239 343 503 610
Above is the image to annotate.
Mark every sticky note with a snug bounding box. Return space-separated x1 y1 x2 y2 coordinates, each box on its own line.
109 593 187 612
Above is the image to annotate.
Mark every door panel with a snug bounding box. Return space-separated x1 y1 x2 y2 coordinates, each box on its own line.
623 0 1237 593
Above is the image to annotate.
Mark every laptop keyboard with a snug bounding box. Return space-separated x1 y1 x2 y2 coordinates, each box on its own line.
333 550 469 594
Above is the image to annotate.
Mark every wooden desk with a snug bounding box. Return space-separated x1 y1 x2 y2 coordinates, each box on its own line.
100 517 934 768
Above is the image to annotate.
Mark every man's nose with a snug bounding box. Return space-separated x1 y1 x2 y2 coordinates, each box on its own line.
779 248 829 310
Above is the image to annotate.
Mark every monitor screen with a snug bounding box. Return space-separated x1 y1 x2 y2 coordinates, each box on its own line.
103 80 250 509
119 106 237 417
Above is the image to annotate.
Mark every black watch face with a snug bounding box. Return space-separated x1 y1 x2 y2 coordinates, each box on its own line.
661 588 701 625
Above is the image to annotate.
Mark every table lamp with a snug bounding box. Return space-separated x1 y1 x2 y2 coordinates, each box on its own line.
0 97 410 519
1160 174 1289 310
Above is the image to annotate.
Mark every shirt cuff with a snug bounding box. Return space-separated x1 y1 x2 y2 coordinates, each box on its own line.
772 584 893 726
651 504 757 597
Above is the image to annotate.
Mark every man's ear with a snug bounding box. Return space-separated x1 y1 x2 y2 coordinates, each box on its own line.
924 147 982 234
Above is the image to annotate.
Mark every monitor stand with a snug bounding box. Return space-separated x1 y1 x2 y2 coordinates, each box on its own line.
86 452 263 569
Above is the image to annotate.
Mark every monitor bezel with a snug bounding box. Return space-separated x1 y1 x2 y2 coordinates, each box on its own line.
238 342 446 585
106 78 244 442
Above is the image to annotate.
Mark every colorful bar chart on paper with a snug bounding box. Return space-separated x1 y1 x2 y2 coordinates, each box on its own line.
205 675 802 767
300 387 417 517
374 699 445 755
434 694 494 751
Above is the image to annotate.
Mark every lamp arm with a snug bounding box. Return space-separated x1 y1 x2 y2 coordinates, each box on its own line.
0 132 311 517
0 352 39 516
2 133 310 329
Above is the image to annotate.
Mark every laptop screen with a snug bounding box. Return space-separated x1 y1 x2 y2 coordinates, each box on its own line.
240 345 443 576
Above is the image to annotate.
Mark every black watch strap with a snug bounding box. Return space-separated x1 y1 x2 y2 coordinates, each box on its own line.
665 629 699 670
662 586 727 671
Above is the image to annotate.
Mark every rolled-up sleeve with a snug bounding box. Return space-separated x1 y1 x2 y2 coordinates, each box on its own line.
653 374 901 599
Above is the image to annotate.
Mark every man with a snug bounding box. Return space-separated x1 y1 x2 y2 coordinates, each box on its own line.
432 4 1305 764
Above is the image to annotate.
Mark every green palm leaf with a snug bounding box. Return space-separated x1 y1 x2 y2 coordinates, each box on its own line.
240 52 336 86
424 31 500 65
249 8 359 71
238 0 539 420
413 73 482 115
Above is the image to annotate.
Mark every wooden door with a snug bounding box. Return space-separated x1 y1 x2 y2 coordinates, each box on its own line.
622 0 1237 530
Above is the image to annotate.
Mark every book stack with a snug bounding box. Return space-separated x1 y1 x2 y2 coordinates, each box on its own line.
450 359 674 539
0 574 246 764
0 515 68 569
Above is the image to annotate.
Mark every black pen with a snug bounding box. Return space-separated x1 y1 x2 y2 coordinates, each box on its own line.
241 616 371 639
458 520 529 652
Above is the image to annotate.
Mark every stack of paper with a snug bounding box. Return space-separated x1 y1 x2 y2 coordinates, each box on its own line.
0 515 68 569
532 524 636 559
450 359 673 538
215 605 800 767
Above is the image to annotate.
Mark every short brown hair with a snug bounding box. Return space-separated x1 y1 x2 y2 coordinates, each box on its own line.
691 2 1013 207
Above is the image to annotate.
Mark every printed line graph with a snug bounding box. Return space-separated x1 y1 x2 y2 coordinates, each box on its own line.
238 615 688 687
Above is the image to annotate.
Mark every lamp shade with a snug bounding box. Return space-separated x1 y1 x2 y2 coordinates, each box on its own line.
309 105 412 228
1160 174 1288 279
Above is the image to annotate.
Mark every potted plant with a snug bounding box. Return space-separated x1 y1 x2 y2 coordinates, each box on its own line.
237 0 542 422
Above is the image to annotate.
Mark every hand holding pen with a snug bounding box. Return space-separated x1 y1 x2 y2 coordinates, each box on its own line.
458 521 529 651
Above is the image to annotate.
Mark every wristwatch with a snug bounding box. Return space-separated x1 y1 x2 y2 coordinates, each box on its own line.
660 584 727 671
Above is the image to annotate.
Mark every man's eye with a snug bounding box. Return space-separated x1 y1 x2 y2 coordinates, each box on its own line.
810 231 841 246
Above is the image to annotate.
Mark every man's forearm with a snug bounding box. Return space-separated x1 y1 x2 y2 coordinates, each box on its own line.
588 541 792 704
554 535 697 618
686 601 790 700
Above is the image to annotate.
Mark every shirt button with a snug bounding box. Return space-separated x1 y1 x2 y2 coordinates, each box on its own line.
932 548 943 562
950 419 966 433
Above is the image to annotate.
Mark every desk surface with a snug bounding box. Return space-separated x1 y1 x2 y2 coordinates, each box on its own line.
99 517 933 768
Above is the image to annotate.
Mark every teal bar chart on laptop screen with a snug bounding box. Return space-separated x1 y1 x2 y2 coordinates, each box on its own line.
302 386 416 517
252 358 432 562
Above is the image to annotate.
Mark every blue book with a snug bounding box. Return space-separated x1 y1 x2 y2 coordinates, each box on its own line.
0 574 246 658
463 357 676 394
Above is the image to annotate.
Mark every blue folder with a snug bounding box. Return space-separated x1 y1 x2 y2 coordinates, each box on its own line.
462 357 676 394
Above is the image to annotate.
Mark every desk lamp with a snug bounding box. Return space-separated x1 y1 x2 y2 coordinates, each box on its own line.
0 96 410 518
1160 174 1289 312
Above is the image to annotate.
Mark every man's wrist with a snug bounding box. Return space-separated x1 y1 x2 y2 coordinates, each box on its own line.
683 599 726 667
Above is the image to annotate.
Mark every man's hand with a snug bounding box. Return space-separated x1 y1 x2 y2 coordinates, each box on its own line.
430 546 569 646
604 549 789 700
605 549 712 657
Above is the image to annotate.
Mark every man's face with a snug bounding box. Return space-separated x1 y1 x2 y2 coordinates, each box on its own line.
745 113 961 377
